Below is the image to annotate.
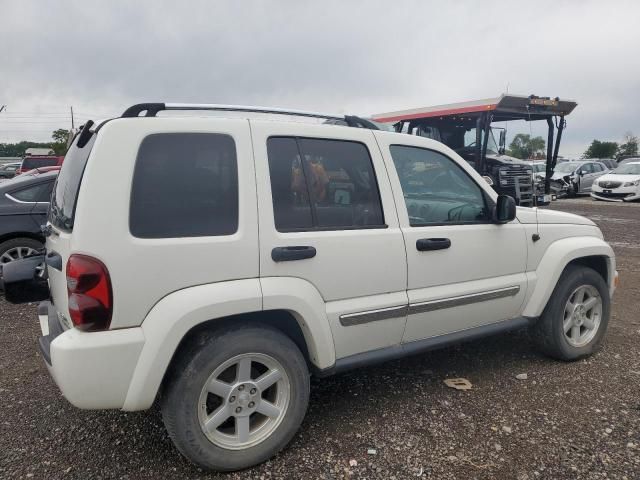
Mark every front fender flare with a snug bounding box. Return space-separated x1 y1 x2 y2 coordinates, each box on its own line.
522 236 615 318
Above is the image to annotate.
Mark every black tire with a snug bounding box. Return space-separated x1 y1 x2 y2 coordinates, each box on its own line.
0 237 43 264
161 324 310 472
532 265 610 361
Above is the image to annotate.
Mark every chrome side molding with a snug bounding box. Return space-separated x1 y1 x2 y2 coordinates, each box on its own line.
339 305 408 327
408 286 520 316
338 286 521 327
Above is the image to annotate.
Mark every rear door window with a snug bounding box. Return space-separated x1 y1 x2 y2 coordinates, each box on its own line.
130 133 238 238
267 137 384 231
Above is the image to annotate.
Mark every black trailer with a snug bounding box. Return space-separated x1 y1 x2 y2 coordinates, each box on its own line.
372 94 577 206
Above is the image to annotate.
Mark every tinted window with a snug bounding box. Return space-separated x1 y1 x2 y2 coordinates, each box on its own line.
130 133 238 238
38 180 55 202
50 135 96 231
267 137 384 231
266 138 313 230
389 145 489 225
22 157 59 170
10 181 52 202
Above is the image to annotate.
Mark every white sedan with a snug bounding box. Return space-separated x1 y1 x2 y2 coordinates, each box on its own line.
591 161 640 202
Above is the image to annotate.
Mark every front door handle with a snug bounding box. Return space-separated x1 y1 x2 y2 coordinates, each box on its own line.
271 246 317 262
416 238 451 251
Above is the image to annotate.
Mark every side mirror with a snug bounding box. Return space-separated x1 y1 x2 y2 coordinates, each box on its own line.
579 169 586 176
498 130 506 154
494 195 516 224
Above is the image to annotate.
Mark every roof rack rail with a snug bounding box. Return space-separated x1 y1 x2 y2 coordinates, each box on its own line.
120 103 379 129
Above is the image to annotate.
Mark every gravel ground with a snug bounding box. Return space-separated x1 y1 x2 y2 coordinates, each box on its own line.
1 198 639 480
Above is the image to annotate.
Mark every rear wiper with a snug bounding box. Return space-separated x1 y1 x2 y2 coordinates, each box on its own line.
76 120 95 148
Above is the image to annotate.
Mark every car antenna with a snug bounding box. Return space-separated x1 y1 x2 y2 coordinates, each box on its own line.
526 104 541 242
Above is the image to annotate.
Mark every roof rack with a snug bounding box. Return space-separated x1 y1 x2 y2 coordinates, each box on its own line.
120 103 379 129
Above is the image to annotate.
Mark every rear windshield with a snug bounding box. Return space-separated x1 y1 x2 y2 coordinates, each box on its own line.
22 157 58 170
49 134 96 231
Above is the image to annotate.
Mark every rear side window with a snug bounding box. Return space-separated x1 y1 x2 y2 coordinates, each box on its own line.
267 137 384 231
10 180 53 202
50 135 96 231
130 133 238 238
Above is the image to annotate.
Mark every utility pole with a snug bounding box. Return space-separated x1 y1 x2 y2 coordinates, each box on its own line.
70 106 75 130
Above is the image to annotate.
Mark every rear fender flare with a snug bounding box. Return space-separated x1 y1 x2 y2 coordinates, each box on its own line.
123 279 262 411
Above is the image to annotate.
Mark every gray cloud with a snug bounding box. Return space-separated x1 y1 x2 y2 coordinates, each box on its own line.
1 0 639 157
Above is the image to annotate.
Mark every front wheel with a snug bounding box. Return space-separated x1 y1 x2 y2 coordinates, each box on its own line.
532 265 610 361
161 324 310 471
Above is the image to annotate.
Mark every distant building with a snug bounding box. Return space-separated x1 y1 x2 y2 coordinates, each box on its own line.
24 147 54 156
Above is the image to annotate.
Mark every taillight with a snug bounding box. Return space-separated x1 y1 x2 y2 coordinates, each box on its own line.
66 254 112 331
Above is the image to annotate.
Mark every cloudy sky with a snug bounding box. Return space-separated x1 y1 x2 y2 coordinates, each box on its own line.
1 0 639 157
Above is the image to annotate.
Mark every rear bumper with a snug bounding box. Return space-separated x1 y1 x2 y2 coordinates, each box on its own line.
38 301 145 409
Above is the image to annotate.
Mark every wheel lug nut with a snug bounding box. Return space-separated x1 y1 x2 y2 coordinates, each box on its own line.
229 396 236 402
249 401 255 408
250 388 257 395
238 385 245 391
235 407 242 413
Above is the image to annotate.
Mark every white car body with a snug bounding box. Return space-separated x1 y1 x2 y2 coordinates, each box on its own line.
34 109 617 413
590 162 640 202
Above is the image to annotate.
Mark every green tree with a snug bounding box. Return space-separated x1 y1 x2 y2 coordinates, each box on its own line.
0 141 55 157
617 132 638 158
507 134 546 159
51 128 71 155
583 140 618 159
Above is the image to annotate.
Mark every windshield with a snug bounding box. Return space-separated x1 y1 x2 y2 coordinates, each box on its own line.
463 128 499 155
555 162 581 173
49 133 96 231
613 163 640 175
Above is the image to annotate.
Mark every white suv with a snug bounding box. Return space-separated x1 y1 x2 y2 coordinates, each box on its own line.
2 103 617 471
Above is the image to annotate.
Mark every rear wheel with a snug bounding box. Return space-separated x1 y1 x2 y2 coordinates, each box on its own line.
532 265 610 361
161 324 310 471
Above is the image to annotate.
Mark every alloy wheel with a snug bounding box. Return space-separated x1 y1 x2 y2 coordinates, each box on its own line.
0 246 45 277
197 353 290 450
562 284 602 347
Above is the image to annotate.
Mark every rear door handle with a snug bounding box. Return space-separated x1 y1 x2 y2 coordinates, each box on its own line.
416 238 451 251
271 246 317 262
